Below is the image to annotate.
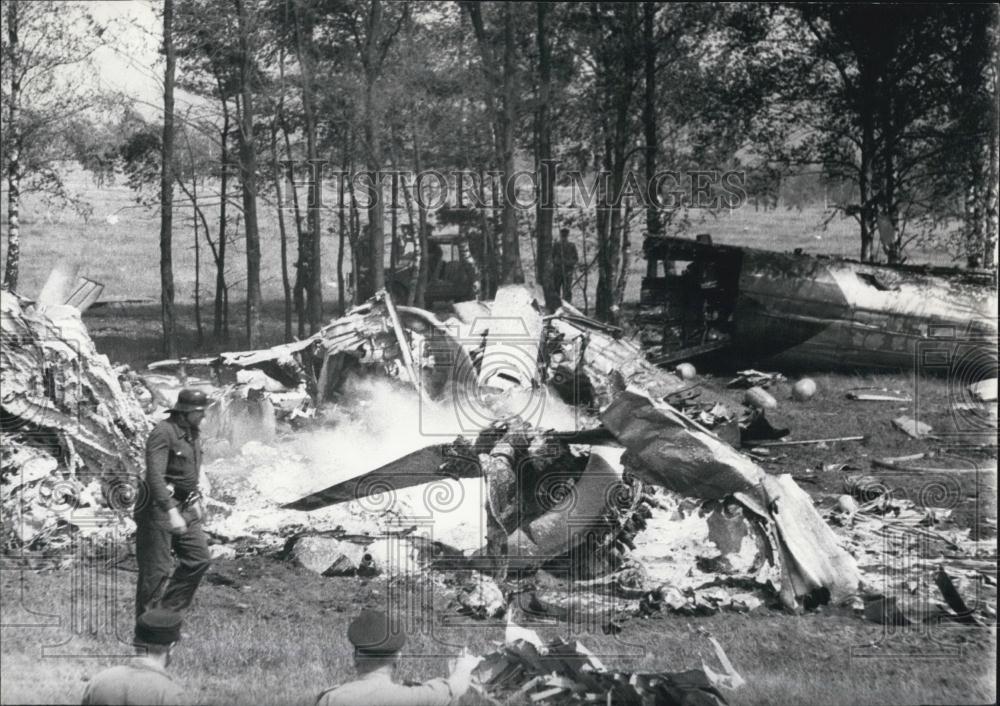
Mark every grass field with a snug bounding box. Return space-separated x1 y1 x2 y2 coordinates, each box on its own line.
1 171 996 705
1 556 995 706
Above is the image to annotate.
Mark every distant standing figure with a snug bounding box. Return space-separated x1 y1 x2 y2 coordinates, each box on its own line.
82 609 186 706
427 239 444 281
135 389 212 617
552 227 579 303
316 610 479 706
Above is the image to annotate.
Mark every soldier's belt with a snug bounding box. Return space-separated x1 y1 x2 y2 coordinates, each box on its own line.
179 491 203 508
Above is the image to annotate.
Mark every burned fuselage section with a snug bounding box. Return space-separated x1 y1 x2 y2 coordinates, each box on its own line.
640 235 998 374
276 287 863 612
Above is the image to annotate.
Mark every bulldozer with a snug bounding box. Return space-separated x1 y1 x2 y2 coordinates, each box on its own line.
384 227 480 308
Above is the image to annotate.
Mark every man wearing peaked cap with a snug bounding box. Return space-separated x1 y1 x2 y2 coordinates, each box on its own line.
134 388 213 617
315 610 480 706
82 609 186 705
348 609 407 653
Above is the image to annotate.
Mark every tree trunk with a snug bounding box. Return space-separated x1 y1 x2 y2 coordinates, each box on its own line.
535 2 556 309
595 136 613 321
466 1 523 286
280 121 307 337
392 141 420 306
337 150 348 316
412 124 428 308
390 171 398 278
175 175 223 350
859 110 875 263
598 156 625 325
3 1 22 291
291 0 322 332
348 162 363 304
499 1 521 284
643 1 662 241
360 0 386 300
236 0 262 347
616 200 632 308
364 84 385 299
159 0 178 357
274 49 294 341
596 89 633 318
271 128 293 342
192 176 203 346
879 94 901 264
985 34 999 270
215 85 230 341
581 202 590 315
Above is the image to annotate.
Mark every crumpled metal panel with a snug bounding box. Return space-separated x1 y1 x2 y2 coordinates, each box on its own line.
601 389 862 607
1 295 150 480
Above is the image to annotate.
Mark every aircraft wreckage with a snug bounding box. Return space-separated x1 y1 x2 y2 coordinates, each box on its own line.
639 235 998 374
136 286 860 613
1 284 871 615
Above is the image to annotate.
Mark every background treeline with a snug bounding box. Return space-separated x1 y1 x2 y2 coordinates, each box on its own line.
2 1 997 349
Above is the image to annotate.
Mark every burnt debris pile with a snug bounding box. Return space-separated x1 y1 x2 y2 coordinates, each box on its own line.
1 294 149 549
5 283 990 626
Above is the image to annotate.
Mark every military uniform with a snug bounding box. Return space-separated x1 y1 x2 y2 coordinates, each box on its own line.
135 390 211 615
82 659 184 706
316 671 458 706
316 611 472 706
552 235 579 302
82 609 186 706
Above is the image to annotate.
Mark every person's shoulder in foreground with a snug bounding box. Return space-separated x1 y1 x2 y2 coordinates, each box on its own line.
82 609 186 706
316 610 479 706
83 660 184 706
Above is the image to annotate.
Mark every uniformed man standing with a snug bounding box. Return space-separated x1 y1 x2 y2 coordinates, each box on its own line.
316 610 479 706
82 609 186 706
135 389 212 616
551 227 580 303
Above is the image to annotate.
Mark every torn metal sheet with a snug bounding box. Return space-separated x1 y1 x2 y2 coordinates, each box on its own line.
291 385 863 610
545 306 688 408
726 370 785 389
281 443 478 511
450 292 690 411
506 445 628 558
203 436 488 555
847 392 913 402
601 390 766 502
64 278 104 313
36 261 82 308
601 390 862 608
475 284 545 391
282 427 642 578
34 262 105 314
968 378 998 402
472 633 733 706
147 291 477 409
935 567 984 625
892 416 933 438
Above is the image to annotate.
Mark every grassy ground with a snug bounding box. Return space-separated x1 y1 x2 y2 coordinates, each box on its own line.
1 555 996 706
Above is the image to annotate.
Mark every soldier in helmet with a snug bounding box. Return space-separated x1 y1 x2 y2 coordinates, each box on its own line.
316 610 479 706
134 389 212 617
